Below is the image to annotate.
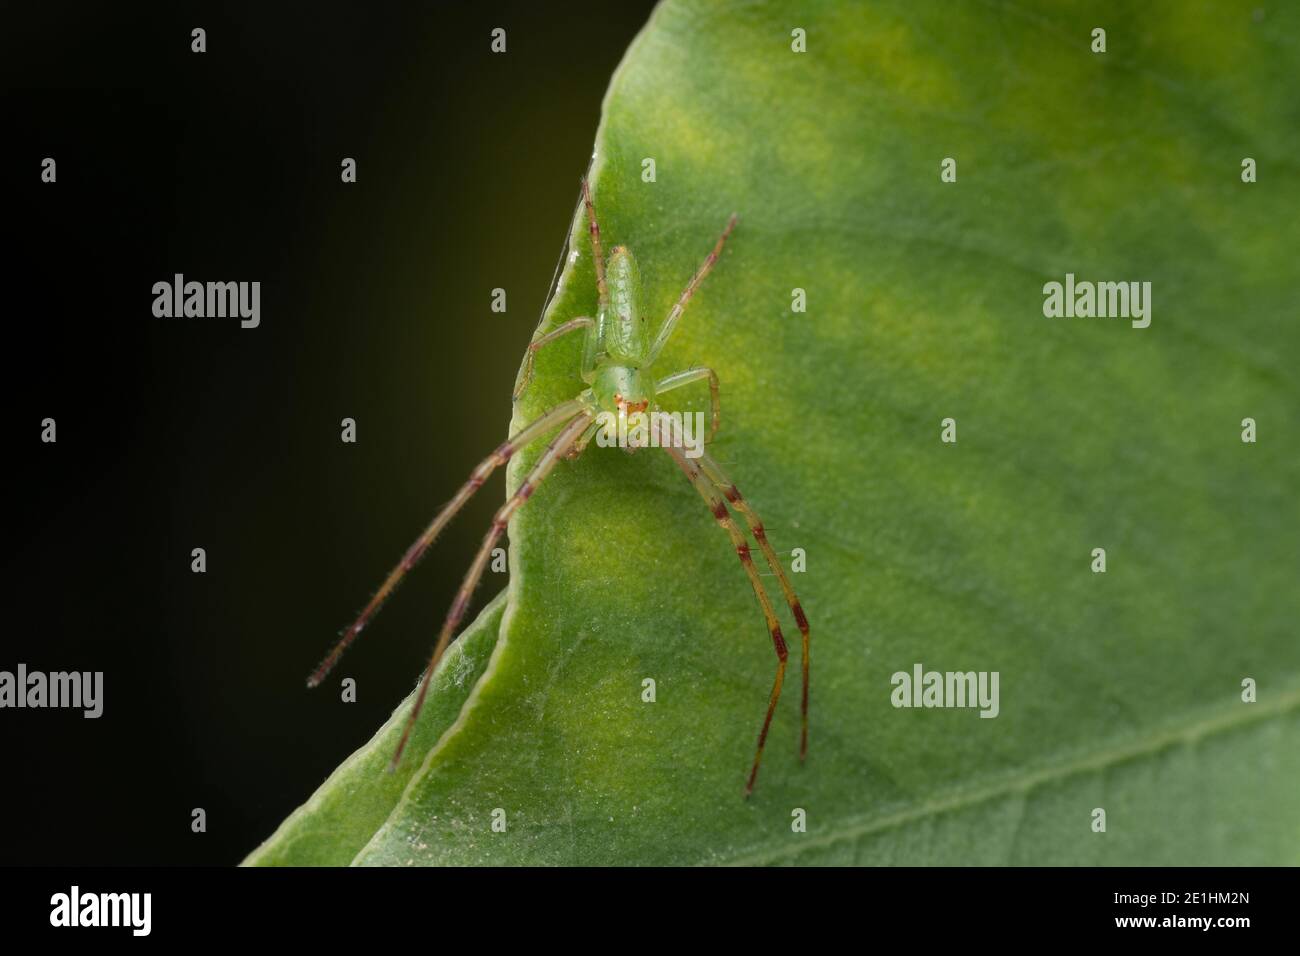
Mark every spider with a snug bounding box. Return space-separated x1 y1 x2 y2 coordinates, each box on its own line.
308 180 810 796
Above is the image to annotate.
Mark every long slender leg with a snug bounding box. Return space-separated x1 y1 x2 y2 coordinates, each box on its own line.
513 316 596 400
581 178 609 315
580 179 612 375
308 398 587 688
655 366 720 441
663 445 787 797
390 412 593 768
647 214 738 364
695 450 810 762
564 418 602 460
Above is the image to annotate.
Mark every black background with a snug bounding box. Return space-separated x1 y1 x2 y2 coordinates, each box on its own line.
7 865 1277 940
4 1 657 865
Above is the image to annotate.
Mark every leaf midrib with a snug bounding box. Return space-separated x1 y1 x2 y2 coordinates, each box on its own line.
722 679 1300 866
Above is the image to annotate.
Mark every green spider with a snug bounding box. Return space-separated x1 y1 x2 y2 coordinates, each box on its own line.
309 180 810 796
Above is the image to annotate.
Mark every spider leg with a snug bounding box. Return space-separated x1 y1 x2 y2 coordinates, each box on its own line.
513 316 596 400
647 213 738 364
390 411 594 768
696 450 810 762
564 418 601 460
308 398 588 688
578 178 616 374
581 178 609 314
655 366 721 442
663 444 787 797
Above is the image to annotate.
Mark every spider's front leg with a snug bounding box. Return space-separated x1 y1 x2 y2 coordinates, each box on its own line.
390 411 594 767
308 397 587 688
563 418 601 460
663 445 790 797
696 450 810 762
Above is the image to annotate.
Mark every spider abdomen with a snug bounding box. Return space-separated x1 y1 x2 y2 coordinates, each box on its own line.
603 246 650 364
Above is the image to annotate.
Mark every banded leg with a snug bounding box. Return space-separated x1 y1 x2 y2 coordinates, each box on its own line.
664 445 787 797
308 398 587 687
696 450 810 761
580 178 612 374
564 418 602 461
513 316 596 400
581 178 609 314
655 366 720 441
647 213 738 364
390 412 593 768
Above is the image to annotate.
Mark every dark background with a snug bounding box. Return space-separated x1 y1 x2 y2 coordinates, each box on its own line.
4 0 658 865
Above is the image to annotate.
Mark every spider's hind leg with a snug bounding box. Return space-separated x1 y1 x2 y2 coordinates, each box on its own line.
647 214 738 364
582 178 610 316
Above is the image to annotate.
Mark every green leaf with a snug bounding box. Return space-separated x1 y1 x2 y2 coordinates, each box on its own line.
254 0 1300 865
242 593 503 866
